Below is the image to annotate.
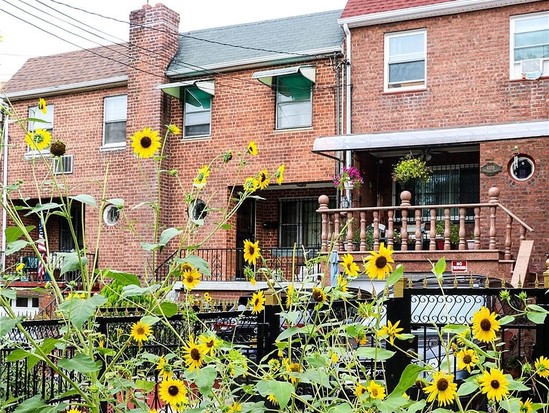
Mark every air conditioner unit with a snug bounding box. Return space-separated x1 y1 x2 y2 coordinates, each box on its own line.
521 59 543 80
52 154 73 175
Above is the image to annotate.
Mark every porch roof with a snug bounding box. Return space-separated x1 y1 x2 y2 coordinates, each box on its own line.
312 120 549 154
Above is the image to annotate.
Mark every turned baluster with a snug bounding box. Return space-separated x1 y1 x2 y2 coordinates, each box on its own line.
346 212 354 252
373 210 380 251
360 211 367 252
488 187 499 250
387 210 394 248
400 191 412 251
459 207 466 250
474 207 480 250
415 209 422 250
429 208 437 250
318 195 329 253
504 214 512 260
444 208 451 250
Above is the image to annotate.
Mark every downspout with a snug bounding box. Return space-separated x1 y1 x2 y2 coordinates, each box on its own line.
343 23 353 204
1 112 8 272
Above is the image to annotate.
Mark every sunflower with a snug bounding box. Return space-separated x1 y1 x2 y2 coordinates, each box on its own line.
311 287 327 304
243 176 259 192
257 170 270 189
243 239 261 266
471 306 500 343
247 141 258 156
193 165 211 187
535 356 549 378
156 356 173 380
342 253 360 277
286 284 295 308
203 292 213 303
275 164 285 185
228 401 243 413
38 98 47 114
250 290 265 314
284 359 302 384
423 371 457 406
366 381 386 400
519 398 534 413
25 129 52 151
355 382 367 398
198 333 221 356
363 243 394 280
266 393 279 406
182 267 201 290
15 262 25 272
478 368 509 402
66 409 82 413
130 127 161 158
182 335 205 371
337 275 348 292
378 319 405 346
167 124 181 135
130 320 152 344
457 348 479 373
159 377 188 407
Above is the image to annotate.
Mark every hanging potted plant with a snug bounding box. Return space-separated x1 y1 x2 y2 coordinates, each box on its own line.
392 153 432 188
333 166 364 191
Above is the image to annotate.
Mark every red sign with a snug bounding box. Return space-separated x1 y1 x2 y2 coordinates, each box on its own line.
451 260 468 273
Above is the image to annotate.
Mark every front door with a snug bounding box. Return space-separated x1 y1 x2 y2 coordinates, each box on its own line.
236 198 256 279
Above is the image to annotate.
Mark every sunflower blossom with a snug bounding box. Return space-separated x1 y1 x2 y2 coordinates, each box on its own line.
167 124 181 135
243 239 261 266
423 370 457 406
182 335 205 372
311 287 327 304
25 129 52 151
250 290 265 314
355 382 367 398
198 333 221 356
130 320 152 344
243 176 259 192
182 267 201 290
228 401 242 413
378 319 405 346
471 306 500 343
457 348 479 373
363 243 394 280
247 141 258 156
276 164 285 185
366 380 386 400
478 368 509 401
519 398 534 413
159 377 188 407
38 98 47 114
156 356 173 380
193 165 211 187
130 127 161 158
257 169 270 189
66 409 82 413
535 356 549 378
342 253 360 277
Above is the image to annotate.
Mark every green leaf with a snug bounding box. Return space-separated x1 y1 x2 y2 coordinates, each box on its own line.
58 352 102 373
155 301 178 317
500 398 521 413
457 380 477 396
181 255 211 278
441 324 470 335
13 395 48 413
141 242 159 251
58 252 88 276
5 225 35 243
159 227 182 247
527 311 547 324
386 264 404 287
57 294 107 329
104 270 141 286
327 403 354 413
507 378 530 391
121 284 159 299
106 198 124 208
301 369 331 388
69 194 97 207
141 315 160 326
356 346 395 360
276 326 302 341
6 240 29 255
39 338 61 356
194 366 217 395
388 364 424 398
499 315 515 326
135 379 156 393
6 349 32 362
256 380 293 409
27 202 62 215
405 400 427 413
0 316 23 337
0 288 17 300
221 223 232 230
432 257 447 279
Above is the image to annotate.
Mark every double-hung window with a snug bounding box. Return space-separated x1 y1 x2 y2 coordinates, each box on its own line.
184 87 211 138
385 29 427 91
510 12 549 79
276 74 312 129
279 198 334 248
26 104 54 157
103 95 127 148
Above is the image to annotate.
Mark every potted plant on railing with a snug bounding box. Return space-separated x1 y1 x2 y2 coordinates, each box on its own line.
435 220 460 249
333 165 364 191
392 153 432 191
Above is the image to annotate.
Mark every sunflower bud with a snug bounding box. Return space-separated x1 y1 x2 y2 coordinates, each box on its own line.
50 140 66 157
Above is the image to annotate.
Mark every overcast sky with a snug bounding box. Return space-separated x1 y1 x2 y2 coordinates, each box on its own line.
0 0 347 82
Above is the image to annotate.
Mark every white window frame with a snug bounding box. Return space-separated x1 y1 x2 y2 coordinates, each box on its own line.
510 12 549 80
25 104 54 159
275 74 313 130
384 29 427 92
183 87 212 138
102 95 127 149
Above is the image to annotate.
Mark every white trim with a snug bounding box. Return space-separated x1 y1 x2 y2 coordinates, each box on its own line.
4 76 128 100
312 121 549 153
252 65 316 87
509 12 549 80
102 95 127 148
338 0 541 28
158 79 215 99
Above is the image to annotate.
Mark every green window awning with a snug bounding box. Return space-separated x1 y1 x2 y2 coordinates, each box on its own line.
158 80 215 99
252 66 316 87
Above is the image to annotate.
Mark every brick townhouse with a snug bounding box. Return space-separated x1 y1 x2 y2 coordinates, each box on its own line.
313 0 548 280
1 3 344 312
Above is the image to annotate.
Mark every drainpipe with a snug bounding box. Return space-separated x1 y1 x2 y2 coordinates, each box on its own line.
343 23 352 204
1 109 8 272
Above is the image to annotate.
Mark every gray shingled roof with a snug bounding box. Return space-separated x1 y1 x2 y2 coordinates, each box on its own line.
168 9 344 77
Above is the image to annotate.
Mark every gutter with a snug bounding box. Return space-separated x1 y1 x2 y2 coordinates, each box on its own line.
1 110 8 272
343 23 353 205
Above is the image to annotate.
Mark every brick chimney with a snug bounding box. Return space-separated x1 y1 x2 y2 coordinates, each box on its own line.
127 3 180 134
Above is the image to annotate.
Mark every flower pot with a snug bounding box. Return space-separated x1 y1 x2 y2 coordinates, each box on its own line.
435 238 445 250
343 181 355 190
